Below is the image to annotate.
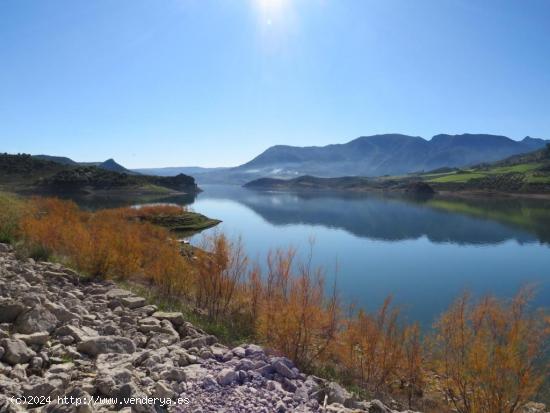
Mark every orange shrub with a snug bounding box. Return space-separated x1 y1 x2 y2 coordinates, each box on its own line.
256 247 340 370
432 289 549 413
19 197 190 289
337 297 406 392
194 233 248 321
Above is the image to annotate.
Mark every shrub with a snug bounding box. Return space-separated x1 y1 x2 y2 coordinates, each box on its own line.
18 197 190 288
256 246 340 371
432 289 549 413
0 192 25 243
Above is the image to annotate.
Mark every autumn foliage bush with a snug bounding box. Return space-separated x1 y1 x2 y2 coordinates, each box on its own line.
431 289 549 413
18 198 190 291
1 195 549 412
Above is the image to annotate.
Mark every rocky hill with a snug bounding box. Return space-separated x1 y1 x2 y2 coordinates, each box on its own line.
0 244 417 413
0 154 199 195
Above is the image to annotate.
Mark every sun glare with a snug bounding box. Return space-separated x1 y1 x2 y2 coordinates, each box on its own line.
255 0 289 25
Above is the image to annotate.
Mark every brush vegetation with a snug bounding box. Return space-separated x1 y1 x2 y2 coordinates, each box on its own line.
0 192 549 412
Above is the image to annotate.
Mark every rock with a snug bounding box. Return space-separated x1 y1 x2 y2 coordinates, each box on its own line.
152 311 185 326
271 357 298 379
368 399 392 413
121 296 146 309
54 325 96 343
77 335 136 356
522 403 547 413
327 382 354 407
0 338 36 365
15 306 58 334
44 302 80 323
232 346 246 358
275 400 287 412
245 344 264 358
22 379 58 398
96 368 133 397
105 288 133 299
182 364 208 381
0 300 27 323
217 368 237 386
159 367 186 382
12 331 49 346
154 381 176 399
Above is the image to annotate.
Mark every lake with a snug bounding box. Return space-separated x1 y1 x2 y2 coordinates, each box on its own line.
69 184 550 326
189 185 550 326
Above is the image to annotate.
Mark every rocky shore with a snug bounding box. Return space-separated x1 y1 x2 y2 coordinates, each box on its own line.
0 242 421 412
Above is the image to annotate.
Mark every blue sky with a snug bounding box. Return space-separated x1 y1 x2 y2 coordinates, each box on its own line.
1 0 549 168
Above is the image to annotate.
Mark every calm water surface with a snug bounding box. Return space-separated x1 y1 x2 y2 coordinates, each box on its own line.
70 184 550 325
189 185 550 325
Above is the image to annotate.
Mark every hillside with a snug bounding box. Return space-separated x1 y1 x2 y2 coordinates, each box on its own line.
0 154 199 195
238 134 548 178
33 155 139 175
245 145 550 196
421 144 550 193
140 134 548 184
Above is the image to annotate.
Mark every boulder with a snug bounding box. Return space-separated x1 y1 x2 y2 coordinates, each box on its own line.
0 300 27 323
217 368 237 386
15 307 58 334
368 399 392 413
44 302 80 323
0 338 36 365
55 325 96 343
121 296 146 309
326 382 354 407
105 288 133 299
271 357 298 379
154 381 176 399
12 332 50 346
77 336 136 356
151 311 185 326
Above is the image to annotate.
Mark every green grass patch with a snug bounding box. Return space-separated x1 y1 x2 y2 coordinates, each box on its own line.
525 175 550 184
0 192 25 243
488 163 542 174
428 172 487 183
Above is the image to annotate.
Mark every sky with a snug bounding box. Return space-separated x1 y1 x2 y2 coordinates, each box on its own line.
1 0 549 168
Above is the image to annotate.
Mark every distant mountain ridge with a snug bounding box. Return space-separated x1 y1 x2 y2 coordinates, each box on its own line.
131 133 548 184
238 134 549 179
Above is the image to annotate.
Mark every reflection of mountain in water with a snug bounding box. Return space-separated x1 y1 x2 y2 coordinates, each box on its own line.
197 186 550 245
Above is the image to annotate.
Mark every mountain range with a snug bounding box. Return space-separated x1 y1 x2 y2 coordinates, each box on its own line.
135 133 548 184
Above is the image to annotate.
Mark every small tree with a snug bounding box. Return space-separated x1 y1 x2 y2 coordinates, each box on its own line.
432 289 549 413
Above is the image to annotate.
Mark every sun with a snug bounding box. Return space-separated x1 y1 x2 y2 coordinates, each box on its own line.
254 0 289 25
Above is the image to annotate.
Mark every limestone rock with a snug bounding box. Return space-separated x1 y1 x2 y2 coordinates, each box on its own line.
0 300 27 323
0 338 36 365
151 311 185 326
77 335 136 356
217 368 237 386
15 307 57 334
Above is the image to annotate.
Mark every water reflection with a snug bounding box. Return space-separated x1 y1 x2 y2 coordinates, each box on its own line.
195 186 550 246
